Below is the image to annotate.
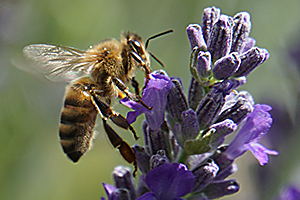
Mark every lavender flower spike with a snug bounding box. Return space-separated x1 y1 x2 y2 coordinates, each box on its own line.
224 104 278 165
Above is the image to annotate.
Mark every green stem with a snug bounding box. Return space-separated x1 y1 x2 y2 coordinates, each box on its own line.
176 148 190 164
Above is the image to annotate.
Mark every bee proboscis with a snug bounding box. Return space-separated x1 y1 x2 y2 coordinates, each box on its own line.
23 30 173 176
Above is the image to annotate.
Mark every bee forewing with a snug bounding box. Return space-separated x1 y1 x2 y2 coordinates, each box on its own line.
23 44 94 82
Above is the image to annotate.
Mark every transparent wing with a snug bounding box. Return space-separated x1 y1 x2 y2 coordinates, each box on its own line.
23 44 94 82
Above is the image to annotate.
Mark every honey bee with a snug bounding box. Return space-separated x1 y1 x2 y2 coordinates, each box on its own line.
23 30 173 176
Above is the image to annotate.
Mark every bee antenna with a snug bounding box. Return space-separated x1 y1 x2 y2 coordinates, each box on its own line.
148 51 165 68
145 29 173 49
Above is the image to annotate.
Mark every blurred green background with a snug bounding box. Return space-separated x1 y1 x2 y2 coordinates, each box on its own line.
1 0 300 199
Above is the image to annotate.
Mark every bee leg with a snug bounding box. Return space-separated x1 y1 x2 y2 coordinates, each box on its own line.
102 118 138 177
91 94 139 140
129 51 151 90
112 77 152 110
143 71 150 90
131 77 140 97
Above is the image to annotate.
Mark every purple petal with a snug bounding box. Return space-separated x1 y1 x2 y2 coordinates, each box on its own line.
145 163 194 200
120 71 173 131
121 97 147 124
224 104 276 163
136 192 157 200
247 142 278 165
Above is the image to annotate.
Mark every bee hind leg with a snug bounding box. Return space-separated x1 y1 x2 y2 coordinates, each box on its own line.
102 118 138 177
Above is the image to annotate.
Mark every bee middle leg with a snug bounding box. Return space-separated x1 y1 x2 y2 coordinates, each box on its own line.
131 77 140 97
112 77 152 110
91 94 138 177
91 93 138 140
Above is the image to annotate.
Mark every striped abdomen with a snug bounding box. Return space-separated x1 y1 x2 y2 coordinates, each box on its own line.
59 80 98 162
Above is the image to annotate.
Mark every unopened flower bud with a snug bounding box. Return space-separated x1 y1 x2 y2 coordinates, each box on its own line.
213 52 241 80
181 109 200 139
192 159 219 193
233 47 269 77
113 166 137 200
242 37 256 53
197 51 212 78
208 14 234 61
209 119 238 148
202 6 221 43
218 96 254 124
132 145 151 174
196 80 234 129
231 12 251 53
166 78 188 122
202 179 240 199
187 24 207 50
147 128 172 159
150 150 171 170
188 77 205 111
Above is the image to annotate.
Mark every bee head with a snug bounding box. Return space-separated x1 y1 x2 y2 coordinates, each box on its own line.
121 31 151 74
121 30 173 75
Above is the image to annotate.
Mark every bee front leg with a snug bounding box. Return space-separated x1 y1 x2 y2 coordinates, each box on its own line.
102 119 138 177
131 77 140 97
129 51 151 90
112 77 152 110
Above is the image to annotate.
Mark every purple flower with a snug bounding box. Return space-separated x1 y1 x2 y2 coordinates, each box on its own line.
275 185 300 200
136 163 195 200
224 104 278 165
120 70 173 131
